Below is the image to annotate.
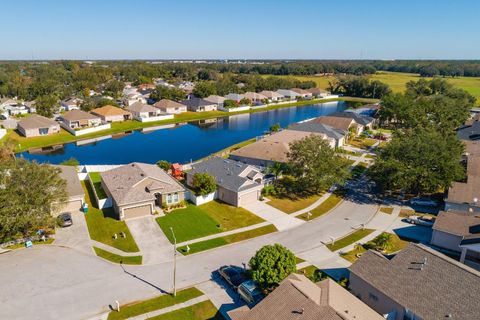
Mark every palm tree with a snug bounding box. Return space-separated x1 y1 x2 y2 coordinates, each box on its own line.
372 233 391 252
268 162 284 183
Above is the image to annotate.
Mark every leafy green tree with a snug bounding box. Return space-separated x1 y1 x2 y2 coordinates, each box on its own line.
368 128 465 195
249 244 296 290
60 157 80 166
192 81 217 98
287 135 350 193
223 99 237 109
157 160 171 171
239 98 252 106
192 172 217 196
366 233 391 251
269 123 281 132
35 95 58 118
150 86 186 101
0 159 68 241
104 79 125 98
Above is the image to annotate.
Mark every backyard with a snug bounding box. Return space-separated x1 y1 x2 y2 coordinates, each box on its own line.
89 172 107 199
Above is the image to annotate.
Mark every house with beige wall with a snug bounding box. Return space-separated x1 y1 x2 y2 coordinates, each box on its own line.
153 99 187 114
90 105 132 122
17 114 60 137
60 110 102 129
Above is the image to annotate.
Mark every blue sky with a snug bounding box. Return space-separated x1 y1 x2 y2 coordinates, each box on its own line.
1 0 479 60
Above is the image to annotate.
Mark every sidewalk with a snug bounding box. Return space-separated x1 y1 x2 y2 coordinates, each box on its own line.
242 201 304 231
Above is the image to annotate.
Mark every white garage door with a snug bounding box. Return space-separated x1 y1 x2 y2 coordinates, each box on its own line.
239 190 259 206
123 205 152 220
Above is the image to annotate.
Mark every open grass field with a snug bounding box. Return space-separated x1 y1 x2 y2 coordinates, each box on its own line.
149 300 223 320
266 193 323 214
93 247 142 265
82 181 140 252
107 288 203 320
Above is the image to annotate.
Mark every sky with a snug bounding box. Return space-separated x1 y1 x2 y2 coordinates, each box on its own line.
1 0 479 60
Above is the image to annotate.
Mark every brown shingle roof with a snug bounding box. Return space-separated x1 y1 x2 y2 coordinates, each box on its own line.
433 211 480 237
62 110 99 122
229 274 382 320
126 101 159 113
91 105 131 117
55 165 85 199
311 116 355 131
153 99 185 109
350 243 480 320
18 114 58 130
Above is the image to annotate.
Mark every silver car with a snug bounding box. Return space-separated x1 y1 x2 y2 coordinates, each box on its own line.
409 198 438 207
406 215 435 227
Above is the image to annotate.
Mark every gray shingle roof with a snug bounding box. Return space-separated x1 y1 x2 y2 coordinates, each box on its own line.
349 243 480 320
62 110 99 122
457 120 480 141
188 157 262 193
289 121 346 140
329 111 375 126
180 97 215 109
126 101 158 113
18 114 58 130
55 165 85 199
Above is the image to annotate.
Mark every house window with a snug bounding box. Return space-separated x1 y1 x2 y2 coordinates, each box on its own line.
167 194 172 204
173 192 179 203
368 292 378 302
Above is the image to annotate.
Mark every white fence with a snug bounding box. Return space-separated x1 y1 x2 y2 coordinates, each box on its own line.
0 128 6 140
137 114 174 122
61 122 111 136
83 171 113 209
218 105 251 113
187 190 216 206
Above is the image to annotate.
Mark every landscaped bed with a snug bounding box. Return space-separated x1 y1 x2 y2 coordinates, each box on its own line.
93 247 142 265
82 181 139 253
297 192 343 221
156 201 264 244
326 228 375 252
89 172 107 199
178 224 277 255
266 193 323 214
107 287 204 320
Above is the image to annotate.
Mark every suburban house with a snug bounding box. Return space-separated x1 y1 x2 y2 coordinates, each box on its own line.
186 157 264 207
445 154 480 213
243 92 267 104
276 89 300 100
204 95 226 109
224 93 245 103
55 165 85 213
122 92 147 107
349 243 480 320
91 105 132 122
17 114 61 137
431 210 480 265
24 101 36 113
457 118 480 142
60 110 102 129
127 101 173 122
100 163 186 220
153 99 187 114
311 115 360 135
230 129 324 167
137 83 156 96
329 111 376 132
291 88 313 99
180 97 217 112
0 98 29 117
60 97 83 111
228 274 383 320
289 120 347 148
258 90 284 102
307 87 329 98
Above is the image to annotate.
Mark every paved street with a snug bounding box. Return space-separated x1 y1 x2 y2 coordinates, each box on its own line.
242 200 304 231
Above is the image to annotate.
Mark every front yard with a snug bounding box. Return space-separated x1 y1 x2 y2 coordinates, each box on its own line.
82 181 140 252
347 137 377 149
297 192 343 221
156 201 264 243
266 193 323 214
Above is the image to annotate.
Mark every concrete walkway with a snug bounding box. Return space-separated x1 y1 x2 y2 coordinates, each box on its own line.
91 240 141 257
242 200 304 231
127 295 209 320
197 280 245 320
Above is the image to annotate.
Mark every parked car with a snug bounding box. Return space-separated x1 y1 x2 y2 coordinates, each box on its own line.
218 265 248 290
406 215 436 227
409 198 438 207
237 280 264 305
57 212 73 227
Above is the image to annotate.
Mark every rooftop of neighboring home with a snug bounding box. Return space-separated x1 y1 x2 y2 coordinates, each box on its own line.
350 243 480 320
204 95 226 104
18 114 58 129
433 211 480 245
230 129 323 163
258 90 284 99
0 97 18 106
61 109 100 122
229 274 383 320
289 120 346 140
126 101 159 113
243 92 267 100
457 119 480 141
224 93 245 101
188 157 263 193
291 88 311 95
55 165 85 199
91 105 131 117
310 116 355 131
101 163 185 206
306 87 328 95
61 97 83 105
180 97 215 108
329 111 375 126
153 99 185 109
447 154 480 204
276 89 300 97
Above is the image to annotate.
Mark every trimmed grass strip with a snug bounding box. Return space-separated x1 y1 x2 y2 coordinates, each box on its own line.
89 172 107 199
326 228 375 252
94 247 142 265
4 238 54 250
298 193 343 221
148 300 223 320
379 207 394 214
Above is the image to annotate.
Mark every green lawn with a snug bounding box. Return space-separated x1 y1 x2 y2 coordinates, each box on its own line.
348 138 377 150
149 300 223 320
94 247 142 265
267 193 323 214
157 201 263 244
297 265 328 283
82 181 140 252
379 207 394 214
178 224 277 255
107 287 204 320
297 193 343 221
326 228 375 252
4 238 54 250
89 172 107 199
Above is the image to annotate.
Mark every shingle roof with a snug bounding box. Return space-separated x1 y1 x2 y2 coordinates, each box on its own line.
258 90 284 99
457 120 480 141
126 101 158 113
433 211 480 242
310 116 355 131
101 163 185 206
243 92 267 100
229 274 382 320
289 121 346 140
329 111 375 126
350 243 480 320
447 154 480 204
153 99 185 109
180 97 215 108
189 157 262 193
62 110 100 122
91 105 131 117
224 93 245 101
55 165 85 199
290 88 311 95
204 95 226 104
18 114 58 130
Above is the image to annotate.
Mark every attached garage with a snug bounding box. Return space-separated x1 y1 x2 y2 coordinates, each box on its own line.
122 204 152 220
238 190 260 207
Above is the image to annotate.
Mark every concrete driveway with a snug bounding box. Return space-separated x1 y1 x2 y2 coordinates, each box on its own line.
242 200 304 231
125 216 173 265
54 211 93 255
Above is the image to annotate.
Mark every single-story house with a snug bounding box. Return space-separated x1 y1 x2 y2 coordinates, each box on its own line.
329 111 376 132
306 87 329 98
349 243 480 320
457 119 480 142
60 110 102 129
445 154 480 213
258 90 284 102
230 129 324 167
229 274 383 320
311 115 360 135
91 105 132 122
100 163 186 220
127 101 173 122
186 157 264 207
180 97 217 112
153 99 187 114
431 210 480 263
60 97 83 111
204 95 226 109
17 114 61 137
243 92 267 103
276 89 300 100
289 120 347 148
291 88 313 99
55 165 85 213
224 93 245 103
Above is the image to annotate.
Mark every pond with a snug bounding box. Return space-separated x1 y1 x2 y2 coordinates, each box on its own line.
18 101 350 165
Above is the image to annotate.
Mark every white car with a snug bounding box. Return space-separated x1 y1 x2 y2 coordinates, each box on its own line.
406 215 436 227
409 198 438 207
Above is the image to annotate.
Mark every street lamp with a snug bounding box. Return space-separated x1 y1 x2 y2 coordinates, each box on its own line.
170 227 177 297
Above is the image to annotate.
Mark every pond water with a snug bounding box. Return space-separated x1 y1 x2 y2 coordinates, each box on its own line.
18 101 350 165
